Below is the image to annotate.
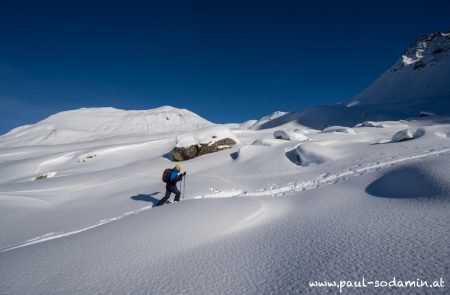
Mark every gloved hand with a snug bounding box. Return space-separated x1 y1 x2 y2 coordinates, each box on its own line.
183 172 187 176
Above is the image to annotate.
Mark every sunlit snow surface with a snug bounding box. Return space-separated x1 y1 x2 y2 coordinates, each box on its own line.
0 108 449 294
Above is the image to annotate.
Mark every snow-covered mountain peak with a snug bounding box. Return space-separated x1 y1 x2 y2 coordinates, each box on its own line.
0 106 213 147
397 31 450 70
346 30 450 108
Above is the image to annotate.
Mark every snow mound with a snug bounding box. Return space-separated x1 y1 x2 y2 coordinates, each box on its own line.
392 129 414 142
366 166 440 198
435 130 450 138
233 145 270 162
292 128 319 134
392 128 425 142
175 125 240 148
0 106 213 147
322 126 356 134
355 121 384 128
273 130 309 141
295 143 339 166
252 138 286 146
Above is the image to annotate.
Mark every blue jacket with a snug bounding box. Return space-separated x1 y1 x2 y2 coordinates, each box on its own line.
169 168 182 184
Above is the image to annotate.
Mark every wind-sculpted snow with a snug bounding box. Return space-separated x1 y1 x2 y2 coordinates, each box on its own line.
1 146 448 257
246 147 450 197
366 166 442 198
0 153 448 294
1 99 450 293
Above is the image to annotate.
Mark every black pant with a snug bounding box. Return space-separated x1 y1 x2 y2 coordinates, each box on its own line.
157 184 181 206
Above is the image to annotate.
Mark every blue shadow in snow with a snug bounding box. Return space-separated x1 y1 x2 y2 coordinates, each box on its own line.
130 192 161 205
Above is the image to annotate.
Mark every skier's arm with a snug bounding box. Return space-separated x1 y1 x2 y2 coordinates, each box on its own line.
177 171 186 181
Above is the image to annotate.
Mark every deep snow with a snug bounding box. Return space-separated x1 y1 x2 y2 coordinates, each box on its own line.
0 112 449 294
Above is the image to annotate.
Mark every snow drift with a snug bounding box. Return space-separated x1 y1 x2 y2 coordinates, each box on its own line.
273 130 309 141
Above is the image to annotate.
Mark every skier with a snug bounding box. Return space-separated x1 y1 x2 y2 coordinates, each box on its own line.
157 164 186 206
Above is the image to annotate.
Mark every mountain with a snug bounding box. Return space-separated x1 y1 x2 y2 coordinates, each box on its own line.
348 31 450 106
248 31 450 130
0 106 213 147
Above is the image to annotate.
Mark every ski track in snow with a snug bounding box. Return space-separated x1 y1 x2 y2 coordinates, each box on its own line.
0 205 154 253
245 147 450 197
1 146 449 254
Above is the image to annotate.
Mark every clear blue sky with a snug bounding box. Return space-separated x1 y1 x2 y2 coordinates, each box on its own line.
1 0 449 134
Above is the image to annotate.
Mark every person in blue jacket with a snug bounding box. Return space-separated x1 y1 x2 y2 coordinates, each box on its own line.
157 164 186 206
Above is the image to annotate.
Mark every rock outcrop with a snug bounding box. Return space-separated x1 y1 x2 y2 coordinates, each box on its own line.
172 138 237 161
171 126 239 161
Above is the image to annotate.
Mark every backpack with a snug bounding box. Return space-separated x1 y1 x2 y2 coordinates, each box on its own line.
162 168 173 183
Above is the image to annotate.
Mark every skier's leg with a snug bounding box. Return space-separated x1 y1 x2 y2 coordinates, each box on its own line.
173 185 181 202
157 188 171 206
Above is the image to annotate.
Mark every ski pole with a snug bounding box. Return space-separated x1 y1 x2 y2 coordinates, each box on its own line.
183 175 186 200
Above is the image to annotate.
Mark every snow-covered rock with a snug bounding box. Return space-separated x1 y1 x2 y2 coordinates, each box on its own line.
252 138 286 146
0 106 213 147
354 121 384 128
295 143 339 166
172 126 240 161
391 128 426 142
322 126 356 134
175 126 239 148
273 130 309 141
392 129 414 142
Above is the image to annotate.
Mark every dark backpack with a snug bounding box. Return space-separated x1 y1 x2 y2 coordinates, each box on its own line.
162 168 173 183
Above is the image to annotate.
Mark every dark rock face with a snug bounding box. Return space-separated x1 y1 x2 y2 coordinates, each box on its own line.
172 138 237 161
413 60 426 70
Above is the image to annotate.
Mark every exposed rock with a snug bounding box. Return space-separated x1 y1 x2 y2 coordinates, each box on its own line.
172 138 237 161
413 60 426 70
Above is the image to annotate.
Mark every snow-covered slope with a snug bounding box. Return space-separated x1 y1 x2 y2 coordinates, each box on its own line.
0 106 213 147
348 31 450 106
0 115 449 294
